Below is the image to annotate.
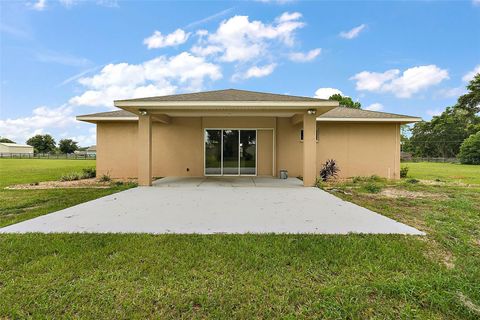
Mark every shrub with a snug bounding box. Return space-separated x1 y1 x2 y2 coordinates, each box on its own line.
352 176 364 183
319 159 340 182
99 173 111 182
364 182 382 193
81 168 96 179
459 131 480 164
60 172 81 181
400 166 409 178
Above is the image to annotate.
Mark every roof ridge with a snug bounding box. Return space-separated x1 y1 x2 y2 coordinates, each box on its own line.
114 88 327 103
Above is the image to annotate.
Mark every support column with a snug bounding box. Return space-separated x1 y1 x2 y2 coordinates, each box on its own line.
138 113 152 186
303 112 317 186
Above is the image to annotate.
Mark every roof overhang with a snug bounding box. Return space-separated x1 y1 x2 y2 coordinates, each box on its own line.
113 100 339 117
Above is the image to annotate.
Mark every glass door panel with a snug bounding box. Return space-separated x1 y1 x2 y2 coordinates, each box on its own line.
222 130 239 175
240 130 256 175
205 130 221 175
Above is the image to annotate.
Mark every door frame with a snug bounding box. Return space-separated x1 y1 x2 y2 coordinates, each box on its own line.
203 128 274 177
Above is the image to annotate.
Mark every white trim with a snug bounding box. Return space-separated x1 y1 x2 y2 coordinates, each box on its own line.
115 100 338 108
316 117 422 123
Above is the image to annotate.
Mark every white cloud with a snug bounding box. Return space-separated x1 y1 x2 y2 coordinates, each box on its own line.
143 29 190 49
235 63 277 80
351 65 449 98
314 88 343 99
193 12 305 62
426 109 442 117
69 127 96 147
365 103 384 111
339 24 366 39
288 48 321 62
436 87 467 99
473 0 480 6
70 52 222 107
29 0 47 11
0 105 75 144
275 12 302 23
462 64 480 82
350 69 399 91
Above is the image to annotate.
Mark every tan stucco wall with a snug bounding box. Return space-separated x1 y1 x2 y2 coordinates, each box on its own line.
97 122 138 178
257 130 274 176
96 117 401 180
316 122 400 179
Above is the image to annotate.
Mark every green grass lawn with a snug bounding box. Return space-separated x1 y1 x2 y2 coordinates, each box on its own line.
0 159 133 227
402 162 480 184
1 160 479 318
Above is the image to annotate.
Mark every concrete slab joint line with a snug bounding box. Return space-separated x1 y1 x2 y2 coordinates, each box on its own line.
0 177 425 235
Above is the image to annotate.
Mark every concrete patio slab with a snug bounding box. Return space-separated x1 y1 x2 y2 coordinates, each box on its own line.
0 177 424 235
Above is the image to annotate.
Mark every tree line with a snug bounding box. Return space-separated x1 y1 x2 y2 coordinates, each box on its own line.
0 135 83 154
402 74 480 164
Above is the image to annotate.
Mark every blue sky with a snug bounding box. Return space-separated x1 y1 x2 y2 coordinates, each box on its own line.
1 0 479 146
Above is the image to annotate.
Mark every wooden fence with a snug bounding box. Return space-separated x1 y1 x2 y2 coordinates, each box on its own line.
0 153 96 160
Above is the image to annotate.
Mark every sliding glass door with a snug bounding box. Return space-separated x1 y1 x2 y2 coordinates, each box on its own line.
204 130 221 175
240 130 256 175
223 130 240 174
204 129 256 176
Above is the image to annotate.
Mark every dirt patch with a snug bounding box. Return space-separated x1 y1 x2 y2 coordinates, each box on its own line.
457 292 480 315
378 188 444 199
5 178 112 190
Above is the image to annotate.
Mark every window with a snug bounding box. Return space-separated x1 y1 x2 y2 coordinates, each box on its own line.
300 128 319 141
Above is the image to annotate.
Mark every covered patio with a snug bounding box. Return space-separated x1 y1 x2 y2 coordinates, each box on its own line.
152 176 303 188
111 89 339 187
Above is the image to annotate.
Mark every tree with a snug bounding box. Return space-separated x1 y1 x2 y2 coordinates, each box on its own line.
59 139 79 154
458 132 480 164
26 134 56 154
0 137 15 143
328 94 361 109
458 73 480 114
408 73 480 158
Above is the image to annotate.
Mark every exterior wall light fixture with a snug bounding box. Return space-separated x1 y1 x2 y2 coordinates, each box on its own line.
307 109 316 115
139 109 148 116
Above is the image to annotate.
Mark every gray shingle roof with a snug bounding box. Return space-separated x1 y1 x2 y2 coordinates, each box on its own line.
77 110 135 118
77 107 420 121
114 89 326 103
319 107 420 119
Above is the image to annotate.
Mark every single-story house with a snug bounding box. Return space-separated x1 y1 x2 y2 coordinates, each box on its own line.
86 145 96 156
77 89 421 186
0 142 34 155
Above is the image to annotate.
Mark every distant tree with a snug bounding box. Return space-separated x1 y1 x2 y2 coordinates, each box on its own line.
58 139 79 154
408 74 480 158
26 134 56 154
328 94 361 109
458 132 480 164
458 73 480 114
400 125 413 152
0 137 15 143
